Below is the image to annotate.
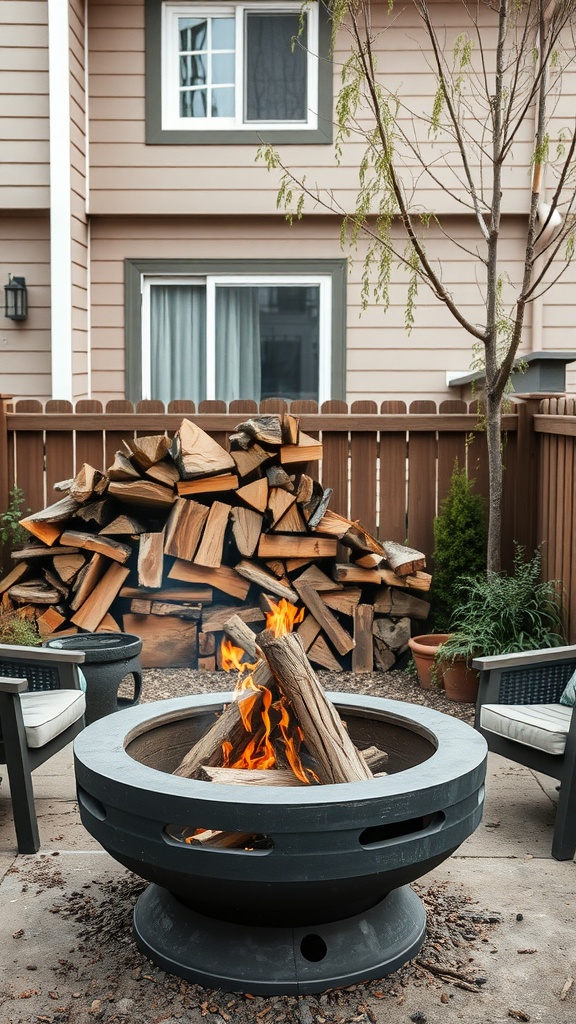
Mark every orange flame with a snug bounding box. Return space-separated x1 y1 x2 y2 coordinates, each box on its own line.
265 598 305 637
219 600 312 782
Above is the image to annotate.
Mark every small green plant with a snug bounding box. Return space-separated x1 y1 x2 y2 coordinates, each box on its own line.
430 463 487 631
0 485 30 550
437 545 566 668
0 610 41 647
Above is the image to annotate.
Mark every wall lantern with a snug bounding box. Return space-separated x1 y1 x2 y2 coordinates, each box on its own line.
4 275 28 320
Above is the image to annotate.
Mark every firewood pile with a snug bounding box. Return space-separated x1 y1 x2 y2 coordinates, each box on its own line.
0 414 431 669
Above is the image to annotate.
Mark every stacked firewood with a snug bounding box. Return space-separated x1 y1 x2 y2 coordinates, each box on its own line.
0 414 431 670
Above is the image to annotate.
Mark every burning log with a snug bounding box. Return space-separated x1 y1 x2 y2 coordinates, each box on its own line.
198 766 306 786
256 629 374 784
173 686 269 779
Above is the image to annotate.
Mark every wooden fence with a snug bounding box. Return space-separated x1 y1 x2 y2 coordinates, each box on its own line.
0 393 525 560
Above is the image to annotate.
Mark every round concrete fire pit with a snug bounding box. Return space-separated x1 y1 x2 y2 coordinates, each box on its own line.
74 692 487 994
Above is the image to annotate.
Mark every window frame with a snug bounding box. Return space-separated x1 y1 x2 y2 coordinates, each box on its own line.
125 258 347 403
145 0 333 144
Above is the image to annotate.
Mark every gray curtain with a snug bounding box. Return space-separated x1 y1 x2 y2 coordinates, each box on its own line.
215 287 261 403
150 285 206 404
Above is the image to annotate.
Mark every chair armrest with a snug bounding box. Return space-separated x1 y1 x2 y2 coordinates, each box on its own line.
0 675 29 693
0 643 86 665
472 644 576 672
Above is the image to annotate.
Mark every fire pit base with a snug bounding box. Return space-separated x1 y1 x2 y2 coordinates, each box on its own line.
133 882 426 995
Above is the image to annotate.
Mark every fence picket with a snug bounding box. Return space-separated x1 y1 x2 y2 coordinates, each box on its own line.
350 401 377 534
320 400 349 519
407 401 437 557
75 400 105 470
13 400 45 513
379 401 408 544
45 400 75 498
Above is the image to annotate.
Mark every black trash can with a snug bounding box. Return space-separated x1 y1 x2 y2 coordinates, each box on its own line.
44 632 143 725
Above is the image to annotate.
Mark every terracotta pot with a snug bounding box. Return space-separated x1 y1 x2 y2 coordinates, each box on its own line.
442 659 480 703
407 634 451 689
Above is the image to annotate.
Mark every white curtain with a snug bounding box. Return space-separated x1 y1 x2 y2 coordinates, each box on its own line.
150 285 206 405
215 287 261 403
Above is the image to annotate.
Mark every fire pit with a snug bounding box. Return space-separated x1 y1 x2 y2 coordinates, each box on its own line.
74 691 487 994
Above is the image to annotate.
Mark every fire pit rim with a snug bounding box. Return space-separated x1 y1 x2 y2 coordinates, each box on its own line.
74 691 487 810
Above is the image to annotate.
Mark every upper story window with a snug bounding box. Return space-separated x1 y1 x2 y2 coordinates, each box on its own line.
146 0 333 144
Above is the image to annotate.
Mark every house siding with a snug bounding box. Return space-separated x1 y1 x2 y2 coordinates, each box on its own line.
70 0 89 399
0 214 52 398
0 0 49 209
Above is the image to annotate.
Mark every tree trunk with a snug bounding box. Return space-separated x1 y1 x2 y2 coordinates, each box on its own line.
485 390 503 574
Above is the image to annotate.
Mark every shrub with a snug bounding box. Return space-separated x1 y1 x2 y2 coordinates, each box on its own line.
0 485 30 550
0 610 41 647
438 545 566 666
430 463 487 631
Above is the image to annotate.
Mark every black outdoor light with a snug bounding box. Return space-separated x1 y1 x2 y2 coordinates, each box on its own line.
4 275 28 321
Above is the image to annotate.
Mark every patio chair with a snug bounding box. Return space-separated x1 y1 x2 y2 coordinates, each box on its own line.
0 642 86 854
473 644 576 861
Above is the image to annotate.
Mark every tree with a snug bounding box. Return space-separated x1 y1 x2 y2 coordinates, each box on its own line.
261 0 576 571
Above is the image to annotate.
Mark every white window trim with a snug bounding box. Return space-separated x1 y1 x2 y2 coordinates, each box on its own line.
161 1 319 132
141 273 332 403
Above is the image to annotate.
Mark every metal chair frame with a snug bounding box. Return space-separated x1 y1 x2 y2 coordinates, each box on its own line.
0 643 86 854
473 644 576 861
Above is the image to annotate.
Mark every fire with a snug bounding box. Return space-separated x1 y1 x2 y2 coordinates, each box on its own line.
266 598 305 637
219 600 314 783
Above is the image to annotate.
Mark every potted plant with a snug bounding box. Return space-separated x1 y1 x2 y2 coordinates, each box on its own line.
435 546 566 702
407 632 452 689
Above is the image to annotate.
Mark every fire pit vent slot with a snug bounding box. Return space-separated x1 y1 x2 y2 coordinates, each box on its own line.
164 824 274 853
77 787 107 822
359 811 444 847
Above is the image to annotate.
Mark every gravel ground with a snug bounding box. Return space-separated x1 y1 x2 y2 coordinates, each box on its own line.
4 667 491 1024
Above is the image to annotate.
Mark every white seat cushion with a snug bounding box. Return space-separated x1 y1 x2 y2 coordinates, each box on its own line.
20 689 86 749
480 703 572 756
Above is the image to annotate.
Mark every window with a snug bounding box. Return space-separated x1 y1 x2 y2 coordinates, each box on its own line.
146 0 333 144
125 259 346 404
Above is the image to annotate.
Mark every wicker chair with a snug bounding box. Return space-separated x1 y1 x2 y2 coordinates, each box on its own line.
0 642 86 854
473 644 576 860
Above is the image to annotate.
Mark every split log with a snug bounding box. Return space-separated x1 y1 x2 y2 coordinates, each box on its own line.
138 531 165 588
8 581 61 605
234 415 283 446
203 605 265 635
71 562 130 630
36 606 67 637
193 501 231 568
282 412 299 445
0 562 29 594
164 498 209 561
125 433 171 470
168 560 250 601
270 502 307 534
308 634 343 671
378 568 432 592
257 535 338 560
267 487 296 526
198 631 216 656
99 513 147 535
381 540 427 576
183 829 258 849
333 564 381 585
171 418 235 479
361 745 389 773
107 480 176 508
256 629 373 784
229 505 264 557
266 466 294 491
352 604 374 673
307 489 334 529
52 552 86 584
372 616 411 652
59 530 132 564
120 585 213 603
322 587 362 616
292 566 341 591
145 461 181 487
222 613 260 660
73 499 111 527
236 477 268 513
69 554 107 611
107 451 141 480
373 638 397 671
20 495 82 545
11 544 76 563
173 689 268 778
68 464 107 503
293 580 355 656
373 586 430 620
280 432 323 465
129 599 202 621
177 473 238 497
198 766 305 786
296 612 321 652
230 443 274 479
235 560 298 603
314 509 352 538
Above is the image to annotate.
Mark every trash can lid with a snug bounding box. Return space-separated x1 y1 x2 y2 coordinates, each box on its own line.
44 632 143 663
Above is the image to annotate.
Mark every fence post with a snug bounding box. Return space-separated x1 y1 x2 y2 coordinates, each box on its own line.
513 395 542 557
0 395 12 575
